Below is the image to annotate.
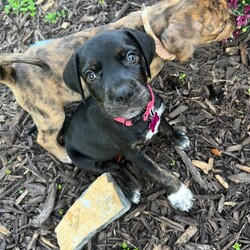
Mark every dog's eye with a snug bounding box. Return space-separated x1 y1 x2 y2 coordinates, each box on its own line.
85 70 97 83
126 52 139 64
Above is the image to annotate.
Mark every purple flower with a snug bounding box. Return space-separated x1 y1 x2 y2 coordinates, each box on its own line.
236 15 250 26
244 5 250 14
228 0 238 9
233 30 240 38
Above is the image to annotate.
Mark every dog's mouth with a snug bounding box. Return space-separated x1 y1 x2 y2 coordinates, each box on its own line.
104 84 151 121
113 85 155 126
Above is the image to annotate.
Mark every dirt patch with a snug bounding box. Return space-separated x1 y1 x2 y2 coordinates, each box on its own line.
0 1 249 249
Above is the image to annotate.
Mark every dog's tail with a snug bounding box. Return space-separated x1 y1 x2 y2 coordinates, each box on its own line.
0 53 50 86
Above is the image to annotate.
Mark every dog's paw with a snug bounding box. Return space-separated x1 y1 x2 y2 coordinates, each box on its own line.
132 188 141 204
60 155 72 164
173 130 190 150
124 187 141 204
167 183 194 211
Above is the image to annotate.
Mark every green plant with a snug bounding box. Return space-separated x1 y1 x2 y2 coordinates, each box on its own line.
57 183 63 190
178 73 187 81
228 0 250 37
59 209 64 216
5 169 11 175
232 242 241 250
99 0 106 5
170 159 176 167
4 0 36 16
119 242 139 250
44 9 67 24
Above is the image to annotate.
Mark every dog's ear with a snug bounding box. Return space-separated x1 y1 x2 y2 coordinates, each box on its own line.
63 50 85 101
124 30 155 78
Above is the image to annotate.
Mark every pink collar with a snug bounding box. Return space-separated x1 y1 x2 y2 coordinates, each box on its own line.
113 85 155 126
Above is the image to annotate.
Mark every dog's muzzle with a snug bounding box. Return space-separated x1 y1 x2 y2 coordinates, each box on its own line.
113 85 160 132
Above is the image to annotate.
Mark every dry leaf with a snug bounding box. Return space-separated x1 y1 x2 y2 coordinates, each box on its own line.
192 160 212 174
61 22 70 29
42 0 55 12
210 148 222 156
215 175 229 189
235 164 250 173
0 224 11 237
208 157 214 169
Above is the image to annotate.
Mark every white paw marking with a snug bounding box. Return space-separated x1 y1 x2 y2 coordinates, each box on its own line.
178 133 190 150
131 189 141 204
168 183 194 211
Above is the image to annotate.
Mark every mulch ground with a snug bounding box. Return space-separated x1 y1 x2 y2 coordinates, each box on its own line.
0 1 249 249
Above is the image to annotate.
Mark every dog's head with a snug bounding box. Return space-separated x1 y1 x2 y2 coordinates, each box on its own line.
63 29 155 119
158 0 235 61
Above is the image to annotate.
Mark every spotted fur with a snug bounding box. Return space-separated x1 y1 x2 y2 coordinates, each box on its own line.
0 0 234 162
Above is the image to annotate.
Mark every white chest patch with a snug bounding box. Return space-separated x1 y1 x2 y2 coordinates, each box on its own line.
145 103 165 140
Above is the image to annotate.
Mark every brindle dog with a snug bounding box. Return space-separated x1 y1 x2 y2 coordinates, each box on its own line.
0 0 234 163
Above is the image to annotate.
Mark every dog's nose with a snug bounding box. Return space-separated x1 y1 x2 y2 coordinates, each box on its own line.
115 86 134 102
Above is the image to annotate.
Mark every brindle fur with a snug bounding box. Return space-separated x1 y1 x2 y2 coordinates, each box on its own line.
0 0 234 163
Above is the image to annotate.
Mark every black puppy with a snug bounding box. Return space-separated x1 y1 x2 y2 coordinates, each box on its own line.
63 30 193 211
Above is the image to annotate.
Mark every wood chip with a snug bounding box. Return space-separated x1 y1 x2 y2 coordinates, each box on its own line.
42 0 55 12
239 41 248 66
175 225 198 245
80 15 96 22
227 173 250 184
15 189 29 205
168 105 188 118
31 183 56 227
0 115 5 122
215 175 229 189
0 224 11 237
225 46 239 56
184 243 216 250
225 144 242 152
27 231 39 250
235 164 250 173
61 22 70 29
150 214 185 232
208 157 214 169
224 201 238 206
242 136 250 146
205 99 217 114
35 0 45 5
192 160 212 174
40 236 58 249
175 146 208 189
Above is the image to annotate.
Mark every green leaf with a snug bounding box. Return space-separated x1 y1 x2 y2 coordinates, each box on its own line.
179 73 186 80
232 243 241 250
57 183 63 190
5 169 11 175
18 188 25 194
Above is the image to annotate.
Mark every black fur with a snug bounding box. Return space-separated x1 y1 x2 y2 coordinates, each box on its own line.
63 30 192 210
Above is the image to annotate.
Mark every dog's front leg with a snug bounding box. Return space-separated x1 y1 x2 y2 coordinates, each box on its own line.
159 116 190 150
67 149 140 204
126 150 193 211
